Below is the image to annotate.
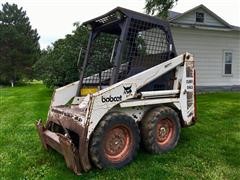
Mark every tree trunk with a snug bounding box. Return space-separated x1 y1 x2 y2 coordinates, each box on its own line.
10 80 14 87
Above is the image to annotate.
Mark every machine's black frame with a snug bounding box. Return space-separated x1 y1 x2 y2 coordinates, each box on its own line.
78 7 177 95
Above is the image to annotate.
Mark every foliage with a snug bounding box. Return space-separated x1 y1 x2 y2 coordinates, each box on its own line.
0 84 240 179
33 24 89 88
34 24 118 88
85 32 118 77
145 0 178 18
0 3 40 86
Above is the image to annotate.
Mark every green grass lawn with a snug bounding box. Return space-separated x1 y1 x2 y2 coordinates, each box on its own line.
0 84 239 179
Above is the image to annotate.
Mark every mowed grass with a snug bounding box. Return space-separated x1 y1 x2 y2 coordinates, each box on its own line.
0 84 239 179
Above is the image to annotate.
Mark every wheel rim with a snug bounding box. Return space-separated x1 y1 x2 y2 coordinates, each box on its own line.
156 118 174 145
104 125 132 162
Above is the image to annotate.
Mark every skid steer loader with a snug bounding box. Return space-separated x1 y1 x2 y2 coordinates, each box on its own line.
36 7 197 175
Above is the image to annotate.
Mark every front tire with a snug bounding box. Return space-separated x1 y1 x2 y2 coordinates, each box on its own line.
141 106 180 153
89 112 140 169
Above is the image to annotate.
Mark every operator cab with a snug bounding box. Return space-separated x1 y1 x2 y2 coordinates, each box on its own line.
79 7 177 96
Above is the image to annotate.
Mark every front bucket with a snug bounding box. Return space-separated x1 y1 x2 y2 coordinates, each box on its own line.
36 120 82 175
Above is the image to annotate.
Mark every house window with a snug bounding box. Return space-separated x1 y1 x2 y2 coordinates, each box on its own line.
223 51 233 75
196 12 204 23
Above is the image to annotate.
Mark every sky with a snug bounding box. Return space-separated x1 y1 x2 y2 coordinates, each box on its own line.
1 0 239 49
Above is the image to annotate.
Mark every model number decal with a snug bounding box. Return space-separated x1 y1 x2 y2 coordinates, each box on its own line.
187 85 193 90
186 78 193 90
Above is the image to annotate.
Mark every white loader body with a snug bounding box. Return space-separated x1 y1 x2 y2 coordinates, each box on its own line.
37 52 196 175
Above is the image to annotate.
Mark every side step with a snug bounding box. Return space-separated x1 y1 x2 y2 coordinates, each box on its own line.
36 120 82 175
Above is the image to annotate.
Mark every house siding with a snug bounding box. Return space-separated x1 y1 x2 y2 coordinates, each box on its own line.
171 27 240 87
172 7 225 27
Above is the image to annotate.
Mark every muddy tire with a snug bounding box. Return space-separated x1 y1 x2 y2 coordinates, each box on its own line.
141 106 180 153
89 112 140 169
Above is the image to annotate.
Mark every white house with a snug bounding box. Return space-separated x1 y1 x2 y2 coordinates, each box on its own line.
168 4 240 91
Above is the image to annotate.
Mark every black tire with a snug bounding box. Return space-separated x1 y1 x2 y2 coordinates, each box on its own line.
89 112 140 169
141 106 180 153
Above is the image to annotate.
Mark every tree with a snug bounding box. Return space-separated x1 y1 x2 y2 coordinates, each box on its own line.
145 0 178 18
34 23 117 88
33 24 89 88
0 3 40 86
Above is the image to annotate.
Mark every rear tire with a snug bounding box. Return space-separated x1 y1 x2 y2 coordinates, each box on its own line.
89 112 140 169
141 106 180 153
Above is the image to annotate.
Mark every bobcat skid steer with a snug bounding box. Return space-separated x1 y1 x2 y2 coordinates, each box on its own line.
36 7 197 175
